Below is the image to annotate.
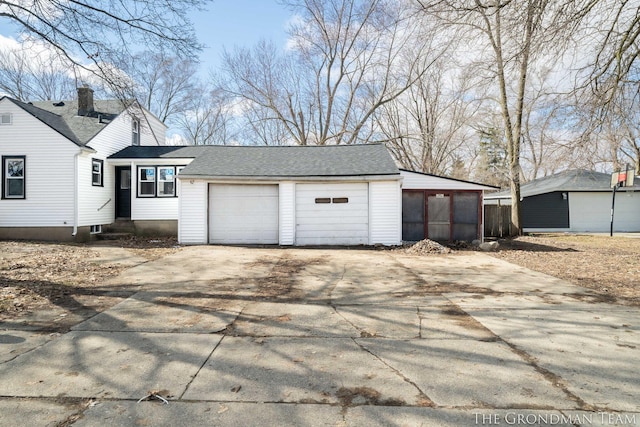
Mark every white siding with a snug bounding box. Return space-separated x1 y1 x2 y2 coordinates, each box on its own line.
208 184 279 244
401 170 494 191
369 181 402 245
142 110 168 146
295 183 369 245
77 153 114 226
279 182 295 245
178 179 208 244
0 99 77 228
569 191 640 232
130 160 188 221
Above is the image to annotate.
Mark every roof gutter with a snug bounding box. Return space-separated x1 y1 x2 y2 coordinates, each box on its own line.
175 174 403 182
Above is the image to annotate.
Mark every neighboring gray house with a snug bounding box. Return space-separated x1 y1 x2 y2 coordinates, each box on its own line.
485 169 640 232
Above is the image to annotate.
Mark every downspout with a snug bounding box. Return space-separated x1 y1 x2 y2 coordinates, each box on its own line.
72 150 81 237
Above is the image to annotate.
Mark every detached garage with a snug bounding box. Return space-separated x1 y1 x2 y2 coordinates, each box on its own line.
177 144 402 246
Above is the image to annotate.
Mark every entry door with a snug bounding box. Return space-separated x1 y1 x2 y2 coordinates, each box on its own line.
427 194 450 241
115 166 131 219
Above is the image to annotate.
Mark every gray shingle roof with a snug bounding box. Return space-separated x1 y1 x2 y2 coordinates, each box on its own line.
31 99 127 145
109 145 209 159
486 169 637 199
3 97 82 145
111 144 400 177
179 144 400 178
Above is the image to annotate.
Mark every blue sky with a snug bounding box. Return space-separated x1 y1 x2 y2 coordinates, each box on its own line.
0 1 293 76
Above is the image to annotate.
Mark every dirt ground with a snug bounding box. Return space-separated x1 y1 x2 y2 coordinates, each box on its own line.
1 234 638 327
488 234 640 306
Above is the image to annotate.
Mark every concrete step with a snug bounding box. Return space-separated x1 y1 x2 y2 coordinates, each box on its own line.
104 220 135 234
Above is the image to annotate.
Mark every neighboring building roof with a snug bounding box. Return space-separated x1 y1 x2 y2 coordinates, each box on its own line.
485 169 637 199
31 99 127 145
111 144 400 178
2 97 83 146
181 144 400 178
109 145 208 159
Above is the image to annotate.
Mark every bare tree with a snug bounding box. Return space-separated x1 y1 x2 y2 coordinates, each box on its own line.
176 88 237 145
0 0 209 97
376 56 481 175
125 52 200 125
0 44 76 101
419 0 583 235
221 0 438 145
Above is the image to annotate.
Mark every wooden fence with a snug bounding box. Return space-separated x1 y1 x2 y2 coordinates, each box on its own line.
484 205 513 238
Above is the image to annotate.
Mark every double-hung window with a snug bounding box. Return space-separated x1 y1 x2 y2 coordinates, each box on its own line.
132 119 140 146
157 167 175 197
138 167 156 197
136 166 183 198
92 159 103 186
3 156 25 199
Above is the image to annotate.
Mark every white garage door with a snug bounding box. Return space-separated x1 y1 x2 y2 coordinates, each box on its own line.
296 183 369 245
209 184 278 244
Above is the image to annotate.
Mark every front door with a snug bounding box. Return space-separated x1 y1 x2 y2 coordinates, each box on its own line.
115 166 131 219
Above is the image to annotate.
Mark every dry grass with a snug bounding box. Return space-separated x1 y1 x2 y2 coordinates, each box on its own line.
490 234 640 306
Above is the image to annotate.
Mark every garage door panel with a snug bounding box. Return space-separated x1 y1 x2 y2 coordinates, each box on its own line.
209 184 278 244
295 183 369 245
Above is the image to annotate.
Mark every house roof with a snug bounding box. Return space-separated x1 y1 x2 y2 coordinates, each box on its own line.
400 169 499 190
485 169 636 199
2 97 83 145
2 95 129 146
30 99 128 145
111 144 400 178
109 145 208 159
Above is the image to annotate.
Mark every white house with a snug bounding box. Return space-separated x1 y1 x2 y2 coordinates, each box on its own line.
110 144 404 246
0 87 166 241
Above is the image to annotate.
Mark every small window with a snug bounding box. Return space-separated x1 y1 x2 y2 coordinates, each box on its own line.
120 169 131 190
91 159 103 186
138 167 155 197
315 197 331 204
157 167 175 197
132 119 140 146
332 197 349 203
3 156 25 199
90 225 102 234
0 113 12 125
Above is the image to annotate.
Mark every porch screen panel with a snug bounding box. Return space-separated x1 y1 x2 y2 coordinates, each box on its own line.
402 192 425 241
452 193 479 241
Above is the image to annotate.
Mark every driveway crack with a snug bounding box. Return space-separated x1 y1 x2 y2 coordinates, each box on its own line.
351 337 435 407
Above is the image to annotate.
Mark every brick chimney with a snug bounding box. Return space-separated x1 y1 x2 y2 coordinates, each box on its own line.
77 86 94 116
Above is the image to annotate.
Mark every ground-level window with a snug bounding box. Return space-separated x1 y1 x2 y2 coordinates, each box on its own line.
92 159 103 186
2 156 25 199
90 225 102 234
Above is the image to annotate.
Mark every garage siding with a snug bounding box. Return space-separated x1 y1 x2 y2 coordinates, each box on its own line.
178 180 208 244
296 183 369 245
209 184 279 244
369 181 401 245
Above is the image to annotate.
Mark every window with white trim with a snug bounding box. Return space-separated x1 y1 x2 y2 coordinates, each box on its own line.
157 166 175 197
138 167 156 197
132 119 140 146
3 156 25 199
0 113 12 125
92 159 103 186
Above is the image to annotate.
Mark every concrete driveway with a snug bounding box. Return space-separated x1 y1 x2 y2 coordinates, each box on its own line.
0 246 639 426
